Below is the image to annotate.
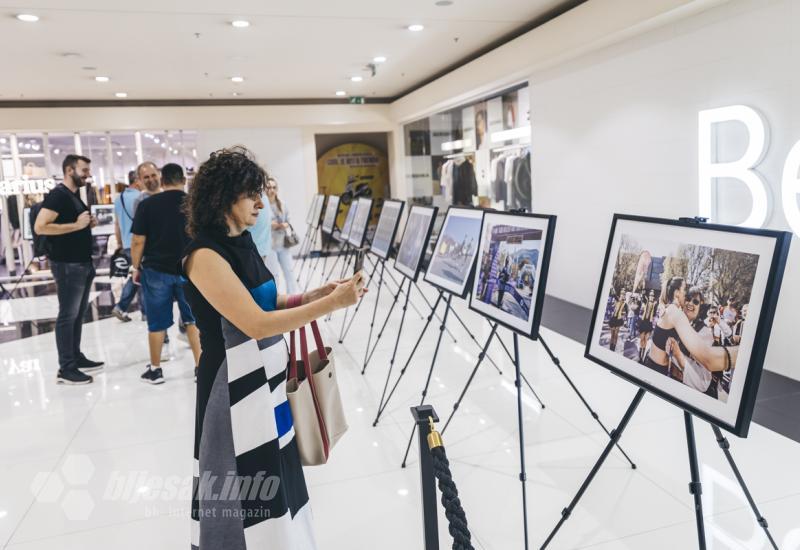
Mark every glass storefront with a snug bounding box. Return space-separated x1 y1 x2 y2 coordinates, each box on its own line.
0 129 198 277
403 83 531 215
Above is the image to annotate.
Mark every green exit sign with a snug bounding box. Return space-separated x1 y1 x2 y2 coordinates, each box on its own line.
348 96 365 104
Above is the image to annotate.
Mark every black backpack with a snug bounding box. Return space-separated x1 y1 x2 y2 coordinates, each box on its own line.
30 185 87 258
29 202 50 258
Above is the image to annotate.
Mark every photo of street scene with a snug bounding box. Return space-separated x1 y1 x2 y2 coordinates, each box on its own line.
424 208 483 296
395 206 436 280
596 230 759 403
369 200 403 259
470 212 551 336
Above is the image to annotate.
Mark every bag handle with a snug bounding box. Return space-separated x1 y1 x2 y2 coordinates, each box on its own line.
299 326 331 459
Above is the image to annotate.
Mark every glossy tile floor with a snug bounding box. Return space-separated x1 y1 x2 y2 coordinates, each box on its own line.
2 263 799 549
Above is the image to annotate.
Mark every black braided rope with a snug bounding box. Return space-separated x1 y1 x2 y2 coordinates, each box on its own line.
430 446 475 550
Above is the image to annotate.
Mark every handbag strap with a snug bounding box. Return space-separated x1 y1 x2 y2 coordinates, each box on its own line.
288 329 298 381
299 326 331 458
309 320 328 361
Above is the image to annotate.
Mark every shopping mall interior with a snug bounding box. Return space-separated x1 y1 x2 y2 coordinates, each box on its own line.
2 1 800 549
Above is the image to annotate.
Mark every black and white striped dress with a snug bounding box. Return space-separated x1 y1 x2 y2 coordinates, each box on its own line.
183 231 316 549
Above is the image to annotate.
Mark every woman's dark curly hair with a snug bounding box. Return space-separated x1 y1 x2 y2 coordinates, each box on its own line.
185 146 268 237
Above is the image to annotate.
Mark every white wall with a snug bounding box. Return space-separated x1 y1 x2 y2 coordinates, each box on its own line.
197 128 310 245
530 0 800 380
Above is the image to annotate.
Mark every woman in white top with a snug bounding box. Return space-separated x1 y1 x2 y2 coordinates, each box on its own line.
265 178 301 293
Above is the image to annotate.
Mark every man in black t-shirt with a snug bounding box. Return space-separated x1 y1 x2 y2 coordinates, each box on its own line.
34 154 105 385
131 163 201 384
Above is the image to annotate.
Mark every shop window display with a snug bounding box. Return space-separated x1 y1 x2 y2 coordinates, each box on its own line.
403 84 531 214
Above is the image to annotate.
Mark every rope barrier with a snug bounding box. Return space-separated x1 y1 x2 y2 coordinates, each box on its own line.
426 417 475 550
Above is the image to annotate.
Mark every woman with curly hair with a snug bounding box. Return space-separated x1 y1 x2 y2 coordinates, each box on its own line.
181 147 365 549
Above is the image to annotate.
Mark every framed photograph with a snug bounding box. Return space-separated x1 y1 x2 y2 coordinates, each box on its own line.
586 214 791 437
424 207 484 299
90 204 116 236
469 211 556 339
311 195 326 227
369 200 405 260
347 197 373 248
321 195 340 235
23 207 33 240
337 201 359 242
394 205 438 281
305 194 320 226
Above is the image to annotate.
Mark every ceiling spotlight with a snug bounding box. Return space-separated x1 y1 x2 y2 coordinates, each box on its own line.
335 90 346 97
154 138 160 144
53 147 60 154
350 76 363 82
407 24 424 32
373 56 387 63
232 91 242 97
116 151 123 157
161 143 167 149
16 14 39 23
115 92 127 98
231 76 244 83
95 76 110 83
435 0 454 6
231 20 250 28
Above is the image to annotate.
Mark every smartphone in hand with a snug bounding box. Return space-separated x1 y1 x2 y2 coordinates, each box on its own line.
353 247 367 275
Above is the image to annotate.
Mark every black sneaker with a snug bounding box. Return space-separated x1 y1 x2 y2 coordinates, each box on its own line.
141 365 165 385
78 357 105 373
57 369 93 385
112 307 132 322
164 333 170 344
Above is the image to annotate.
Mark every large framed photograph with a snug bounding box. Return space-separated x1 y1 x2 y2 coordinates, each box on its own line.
321 195 340 235
586 214 791 437
348 197 373 248
369 200 404 260
469 211 556 339
90 205 115 236
305 194 320 226
337 202 359 243
424 207 484 299
394 205 438 281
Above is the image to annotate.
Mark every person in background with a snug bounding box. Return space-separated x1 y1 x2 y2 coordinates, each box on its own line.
249 188 273 270
134 161 161 209
265 177 300 293
34 154 104 385
112 170 143 322
131 163 201 384
607 288 627 352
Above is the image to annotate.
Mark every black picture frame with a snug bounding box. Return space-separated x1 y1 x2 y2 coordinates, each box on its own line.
394 205 439 282
347 197 374 248
423 206 485 300
336 201 358 243
305 194 319 226
468 210 556 340
585 213 792 437
311 195 327 228
369 199 405 260
321 195 340 235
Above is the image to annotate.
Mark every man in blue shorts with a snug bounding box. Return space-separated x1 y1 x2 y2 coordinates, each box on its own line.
131 163 200 384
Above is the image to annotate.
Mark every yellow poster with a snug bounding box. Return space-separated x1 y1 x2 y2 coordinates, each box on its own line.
316 143 388 229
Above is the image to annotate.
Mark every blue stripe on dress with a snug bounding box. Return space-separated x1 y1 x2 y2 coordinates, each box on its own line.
274 400 293 438
250 279 277 312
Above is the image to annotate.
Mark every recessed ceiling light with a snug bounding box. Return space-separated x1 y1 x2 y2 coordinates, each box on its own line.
231 76 244 83
53 147 60 154
350 76 363 82
335 90 346 97
232 92 242 97
435 0 454 6
407 24 425 32
231 20 250 28
115 92 127 98
116 151 123 157
154 138 160 144
95 76 110 83
16 14 39 23
373 56 387 63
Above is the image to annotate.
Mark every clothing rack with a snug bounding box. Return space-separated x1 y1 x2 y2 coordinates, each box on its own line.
491 142 530 154
443 152 475 160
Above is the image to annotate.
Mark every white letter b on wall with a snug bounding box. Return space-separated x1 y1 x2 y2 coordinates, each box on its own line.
698 105 770 228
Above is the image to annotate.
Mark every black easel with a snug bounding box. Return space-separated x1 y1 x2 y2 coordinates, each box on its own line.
295 220 322 283
292 220 315 270
541 389 778 550
373 294 512 428
302 226 340 292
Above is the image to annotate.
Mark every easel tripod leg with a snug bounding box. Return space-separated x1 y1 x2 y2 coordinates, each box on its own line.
541 388 646 550
711 425 778 550
684 413 707 550
538 335 636 469
513 332 531 550
401 295 453 468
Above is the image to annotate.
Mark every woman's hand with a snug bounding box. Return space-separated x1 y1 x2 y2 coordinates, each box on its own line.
329 272 367 309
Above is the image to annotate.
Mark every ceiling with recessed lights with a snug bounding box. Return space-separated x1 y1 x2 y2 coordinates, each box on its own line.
0 0 578 101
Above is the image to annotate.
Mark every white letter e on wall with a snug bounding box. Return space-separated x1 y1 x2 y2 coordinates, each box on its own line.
698 105 769 228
